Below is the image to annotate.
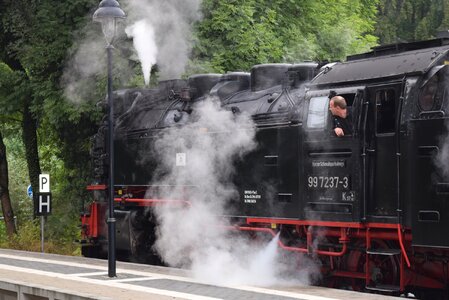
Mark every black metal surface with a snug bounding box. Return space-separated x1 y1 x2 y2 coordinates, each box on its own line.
188 74 222 98
106 44 116 277
312 46 449 86
250 63 291 91
231 125 301 218
365 84 402 218
348 38 449 60
410 118 449 247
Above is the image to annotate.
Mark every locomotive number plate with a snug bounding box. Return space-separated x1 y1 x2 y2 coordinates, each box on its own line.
307 176 350 189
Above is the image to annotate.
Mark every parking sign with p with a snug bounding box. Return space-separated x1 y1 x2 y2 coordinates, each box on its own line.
39 174 50 193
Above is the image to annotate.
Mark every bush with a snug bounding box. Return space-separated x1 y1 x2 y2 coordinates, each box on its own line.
0 219 80 255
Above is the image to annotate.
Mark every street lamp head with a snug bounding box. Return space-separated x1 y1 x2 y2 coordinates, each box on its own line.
93 0 126 45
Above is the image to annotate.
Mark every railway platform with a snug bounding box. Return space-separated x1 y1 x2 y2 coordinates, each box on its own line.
0 249 401 300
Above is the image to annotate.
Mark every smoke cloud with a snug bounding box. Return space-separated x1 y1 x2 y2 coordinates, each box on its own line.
62 28 107 104
61 22 135 104
62 0 202 103
148 98 318 286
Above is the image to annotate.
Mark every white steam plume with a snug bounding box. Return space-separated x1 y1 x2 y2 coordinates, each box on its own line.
148 98 318 286
123 0 203 80
125 20 157 86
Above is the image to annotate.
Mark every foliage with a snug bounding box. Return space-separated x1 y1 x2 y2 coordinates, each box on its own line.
195 0 283 72
0 219 79 255
195 0 379 72
2 129 30 224
0 222 8 243
0 0 100 251
376 0 449 44
0 0 102 147
1 124 81 254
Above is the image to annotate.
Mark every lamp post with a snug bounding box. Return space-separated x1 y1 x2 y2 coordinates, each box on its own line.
93 0 126 278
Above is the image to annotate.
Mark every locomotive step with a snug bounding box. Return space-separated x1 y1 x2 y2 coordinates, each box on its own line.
366 248 401 256
365 284 401 293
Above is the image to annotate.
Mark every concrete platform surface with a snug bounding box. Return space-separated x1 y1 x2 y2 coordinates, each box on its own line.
0 249 400 300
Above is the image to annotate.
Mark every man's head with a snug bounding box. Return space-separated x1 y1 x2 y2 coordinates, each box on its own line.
329 96 348 118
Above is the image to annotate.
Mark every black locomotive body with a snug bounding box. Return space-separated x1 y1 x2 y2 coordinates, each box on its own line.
81 38 449 298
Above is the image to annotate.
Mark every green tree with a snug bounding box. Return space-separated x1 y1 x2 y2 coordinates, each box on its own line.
194 0 379 72
376 0 449 44
194 0 283 72
0 0 101 244
0 130 16 236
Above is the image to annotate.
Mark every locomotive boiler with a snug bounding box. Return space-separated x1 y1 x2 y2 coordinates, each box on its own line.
81 38 449 299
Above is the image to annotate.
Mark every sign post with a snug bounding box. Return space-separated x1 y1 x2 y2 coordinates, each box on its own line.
36 174 51 253
41 214 44 253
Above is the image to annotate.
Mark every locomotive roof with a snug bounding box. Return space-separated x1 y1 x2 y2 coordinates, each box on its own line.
311 43 449 86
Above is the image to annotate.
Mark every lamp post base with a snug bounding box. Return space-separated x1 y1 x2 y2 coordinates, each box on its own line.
107 217 116 277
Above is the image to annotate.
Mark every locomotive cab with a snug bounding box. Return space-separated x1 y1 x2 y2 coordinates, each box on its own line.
297 40 449 294
302 87 363 222
305 41 449 229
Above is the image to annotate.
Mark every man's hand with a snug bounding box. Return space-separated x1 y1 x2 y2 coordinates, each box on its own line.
334 127 344 137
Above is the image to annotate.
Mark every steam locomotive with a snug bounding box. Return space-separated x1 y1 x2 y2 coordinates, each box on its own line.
81 37 449 299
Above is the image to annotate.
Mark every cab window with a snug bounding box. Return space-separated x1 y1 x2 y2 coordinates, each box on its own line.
307 96 329 129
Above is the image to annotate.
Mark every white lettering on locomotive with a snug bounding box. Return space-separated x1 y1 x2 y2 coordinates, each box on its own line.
243 190 261 203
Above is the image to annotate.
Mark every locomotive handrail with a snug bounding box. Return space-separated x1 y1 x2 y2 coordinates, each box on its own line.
397 224 411 267
396 77 406 238
418 110 445 118
361 99 369 222
309 151 352 157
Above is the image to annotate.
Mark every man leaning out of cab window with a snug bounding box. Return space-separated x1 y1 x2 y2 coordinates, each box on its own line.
329 95 352 137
